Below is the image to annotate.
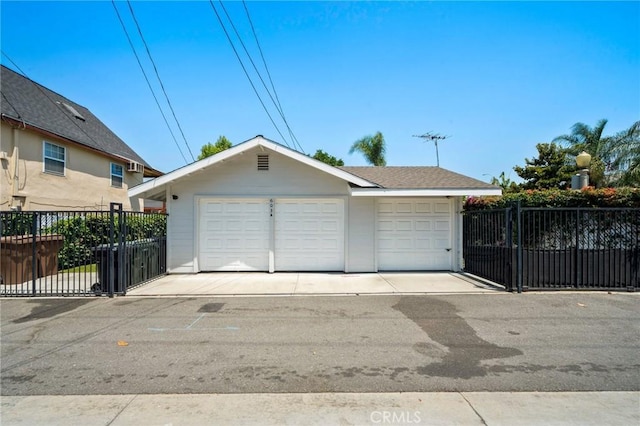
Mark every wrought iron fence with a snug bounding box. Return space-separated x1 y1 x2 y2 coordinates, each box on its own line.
0 203 167 296
463 206 639 292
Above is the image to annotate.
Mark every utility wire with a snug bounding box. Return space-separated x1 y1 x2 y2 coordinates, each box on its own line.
242 1 283 120
220 1 304 153
242 1 303 153
1 89 23 121
1 51 111 154
208 0 290 148
126 0 196 162
111 1 188 164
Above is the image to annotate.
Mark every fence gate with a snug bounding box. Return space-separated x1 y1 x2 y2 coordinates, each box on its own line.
463 205 639 292
0 203 167 297
462 208 515 291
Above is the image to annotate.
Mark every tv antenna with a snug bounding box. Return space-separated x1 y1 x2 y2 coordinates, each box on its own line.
413 132 448 167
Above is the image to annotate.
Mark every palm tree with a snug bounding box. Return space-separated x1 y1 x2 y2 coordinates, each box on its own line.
608 121 640 186
553 119 613 187
349 131 387 166
554 119 640 187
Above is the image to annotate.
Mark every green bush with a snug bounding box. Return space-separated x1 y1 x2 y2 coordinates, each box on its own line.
0 212 36 236
123 214 167 241
465 187 640 211
46 213 166 270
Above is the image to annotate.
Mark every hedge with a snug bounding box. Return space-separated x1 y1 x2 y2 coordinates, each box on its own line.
46 213 167 270
464 187 640 211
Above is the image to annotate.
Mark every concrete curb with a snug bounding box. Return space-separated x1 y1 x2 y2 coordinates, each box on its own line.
2 392 638 426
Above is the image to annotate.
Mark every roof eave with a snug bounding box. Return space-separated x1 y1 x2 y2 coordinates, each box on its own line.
128 136 379 198
2 115 162 175
350 188 503 197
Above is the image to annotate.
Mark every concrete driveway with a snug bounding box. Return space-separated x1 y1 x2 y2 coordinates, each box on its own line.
127 272 502 296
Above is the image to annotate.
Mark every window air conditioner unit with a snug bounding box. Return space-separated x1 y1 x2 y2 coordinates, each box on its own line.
128 161 144 173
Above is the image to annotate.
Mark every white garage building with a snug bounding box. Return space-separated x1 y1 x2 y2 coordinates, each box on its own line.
129 136 501 273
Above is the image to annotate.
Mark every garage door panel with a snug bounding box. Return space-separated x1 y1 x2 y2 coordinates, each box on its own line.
435 219 450 231
275 199 344 271
415 220 432 231
304 221 320 232
378 202 393 213
435 203 451 213
321 221 337 232
322 204 338 214
434 238 449 249
395 202 413 213
378 198 452 271
199 199 269 271
415 239 431 250
203 219 223 231
415 202 432 213
321 239 339 250
378 220 394 231
396 238 414 250
302 204 320 213
204 204 223 214
396 220 413 231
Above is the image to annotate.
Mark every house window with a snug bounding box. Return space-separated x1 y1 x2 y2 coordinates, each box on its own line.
43 141 66 175
42 142 66 176
111 163 124 188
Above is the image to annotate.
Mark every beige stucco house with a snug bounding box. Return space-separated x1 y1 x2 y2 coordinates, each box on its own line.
0 65 161 211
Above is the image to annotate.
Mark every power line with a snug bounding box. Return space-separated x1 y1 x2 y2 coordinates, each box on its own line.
1 89 23 122
220 0 304 153
242 1 304 153
1 51 111 154
208 0 291 148
242 1 284 123
111 1 188 164
126 0 196 162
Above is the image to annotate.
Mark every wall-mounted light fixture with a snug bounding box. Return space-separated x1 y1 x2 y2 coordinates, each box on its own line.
172 195 179 200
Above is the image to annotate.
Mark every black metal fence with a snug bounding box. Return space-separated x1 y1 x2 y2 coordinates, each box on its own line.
0 203 167 297
463 206 639 292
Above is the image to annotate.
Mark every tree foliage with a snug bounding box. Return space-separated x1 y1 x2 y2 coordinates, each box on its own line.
513 143 576 190
311 149 344 166
489 172 519 193
198 136 232 160
608 120 640 187
553 119 640 187
349 131 386 166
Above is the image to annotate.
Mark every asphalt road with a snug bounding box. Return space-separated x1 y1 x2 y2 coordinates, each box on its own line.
1 293 638 395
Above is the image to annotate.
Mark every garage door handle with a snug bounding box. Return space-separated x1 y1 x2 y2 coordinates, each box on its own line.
446 248 451 252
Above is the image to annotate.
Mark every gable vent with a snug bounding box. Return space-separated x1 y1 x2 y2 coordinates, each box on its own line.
257 154 269 171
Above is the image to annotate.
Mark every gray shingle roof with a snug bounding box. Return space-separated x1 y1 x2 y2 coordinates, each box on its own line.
340 166 498 189
1 65 158 174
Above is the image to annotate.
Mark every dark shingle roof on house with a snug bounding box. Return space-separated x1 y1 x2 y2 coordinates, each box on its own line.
340 166 497 189
0 65 159 174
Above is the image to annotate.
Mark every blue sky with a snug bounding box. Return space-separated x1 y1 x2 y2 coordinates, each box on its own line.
1 1 638 182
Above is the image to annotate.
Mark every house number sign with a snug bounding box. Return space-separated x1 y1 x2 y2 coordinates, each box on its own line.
269 199 274 217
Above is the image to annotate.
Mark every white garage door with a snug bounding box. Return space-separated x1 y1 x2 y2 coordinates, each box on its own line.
377 198 453 271
275 199 344 271
199 199 270 271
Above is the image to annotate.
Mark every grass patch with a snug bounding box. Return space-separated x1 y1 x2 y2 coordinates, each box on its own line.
61 264 97 273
